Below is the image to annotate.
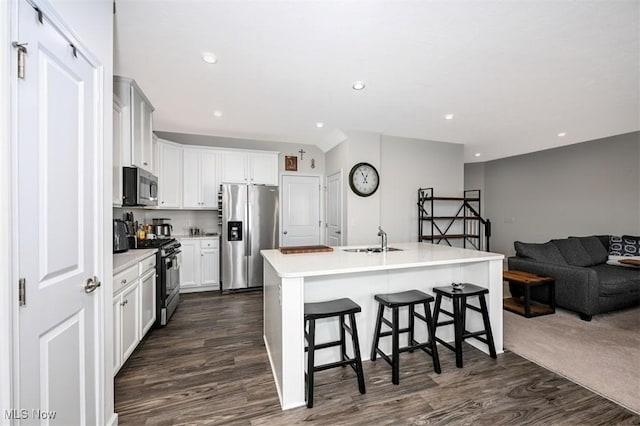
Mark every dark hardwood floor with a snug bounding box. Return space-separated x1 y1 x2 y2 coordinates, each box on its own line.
115 292 639 425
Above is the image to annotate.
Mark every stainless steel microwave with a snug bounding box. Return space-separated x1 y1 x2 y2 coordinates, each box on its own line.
123 166 158 206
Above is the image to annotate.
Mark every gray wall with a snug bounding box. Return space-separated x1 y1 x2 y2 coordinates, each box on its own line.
155 131 325 177
326 131 464 245
466 132 640 256
380 135 464 244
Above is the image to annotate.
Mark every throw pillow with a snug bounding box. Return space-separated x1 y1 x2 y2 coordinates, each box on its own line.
551 238 592 267
621 235 640 256
610 235 640 257
514 241 567 265
570 236 608 265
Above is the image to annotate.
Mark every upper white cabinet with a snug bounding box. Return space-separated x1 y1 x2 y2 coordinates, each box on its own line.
112 95 126 206
157 139 183 208
221 151 278 185
114 76 155 173
183 148 219 209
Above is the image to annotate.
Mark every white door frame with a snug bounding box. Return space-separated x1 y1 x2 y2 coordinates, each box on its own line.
325 170 344 246
279 173 325 246
2 1 110 423
1 0 14 419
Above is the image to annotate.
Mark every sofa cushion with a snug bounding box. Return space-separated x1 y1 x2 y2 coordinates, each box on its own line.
552 238 592 267
514 241 567 265
569 236 608 265
590 264 640 296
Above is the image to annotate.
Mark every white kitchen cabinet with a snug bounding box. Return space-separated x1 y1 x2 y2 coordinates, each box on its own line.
221 150 278 185
183 148 219 209
139 269 156 337
201 239 220 287
114 76 155 173
179 239 198 287
113 253 156 375
112 296 122 374
112 95 126 206
157 140 183 208
178 238 220 292
119 282 140 365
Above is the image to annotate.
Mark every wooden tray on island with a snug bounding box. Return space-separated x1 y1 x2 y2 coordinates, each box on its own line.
279 245 334 254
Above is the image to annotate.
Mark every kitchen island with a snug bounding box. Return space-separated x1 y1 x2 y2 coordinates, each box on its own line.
261 242 504 410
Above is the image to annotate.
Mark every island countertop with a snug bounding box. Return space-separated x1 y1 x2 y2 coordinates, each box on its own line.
261 242 504 278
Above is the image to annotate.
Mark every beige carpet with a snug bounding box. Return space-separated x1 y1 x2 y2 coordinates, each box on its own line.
503 306 640 414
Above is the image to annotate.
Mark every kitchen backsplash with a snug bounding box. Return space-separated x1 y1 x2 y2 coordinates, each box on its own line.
113 207 220 236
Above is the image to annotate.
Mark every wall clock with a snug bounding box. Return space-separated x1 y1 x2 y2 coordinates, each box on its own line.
349 162 380 197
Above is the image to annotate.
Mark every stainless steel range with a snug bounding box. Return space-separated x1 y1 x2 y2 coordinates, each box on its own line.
134 238 181 326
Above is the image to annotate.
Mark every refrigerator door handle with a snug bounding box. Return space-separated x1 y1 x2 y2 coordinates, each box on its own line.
246 191 251 257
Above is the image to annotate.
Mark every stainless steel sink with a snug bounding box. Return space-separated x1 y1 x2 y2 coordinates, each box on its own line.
342 247 403 253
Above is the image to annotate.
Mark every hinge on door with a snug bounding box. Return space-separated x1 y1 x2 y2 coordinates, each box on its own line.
12 42 28 79
18 278 26 306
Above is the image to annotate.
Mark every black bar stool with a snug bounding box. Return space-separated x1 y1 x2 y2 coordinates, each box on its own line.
304 298 366 408
432 284 497 368
370 290 441 385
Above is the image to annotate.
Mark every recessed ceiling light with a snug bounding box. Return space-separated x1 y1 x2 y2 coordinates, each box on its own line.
202 52 218 64
557 132 567 137
352 81 366 90
474 153 481 157
444 114 455 120
316 122 324 128
213 110 223 117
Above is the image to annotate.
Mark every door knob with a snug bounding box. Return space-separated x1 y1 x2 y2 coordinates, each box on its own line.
84 276 101 293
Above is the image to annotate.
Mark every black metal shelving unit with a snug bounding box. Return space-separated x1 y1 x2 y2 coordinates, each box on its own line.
417 187 491 251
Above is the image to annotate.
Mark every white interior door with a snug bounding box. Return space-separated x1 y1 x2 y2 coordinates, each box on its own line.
326 171 343 246
281 175 321 246
16 2 101 424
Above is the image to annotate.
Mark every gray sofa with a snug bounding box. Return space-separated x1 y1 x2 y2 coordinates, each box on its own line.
507 235 639 321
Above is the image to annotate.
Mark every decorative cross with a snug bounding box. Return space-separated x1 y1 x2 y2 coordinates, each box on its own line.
298 149 306 160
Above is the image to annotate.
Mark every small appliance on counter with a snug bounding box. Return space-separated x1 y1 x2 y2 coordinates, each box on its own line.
152 218 173 238
113 219 129 253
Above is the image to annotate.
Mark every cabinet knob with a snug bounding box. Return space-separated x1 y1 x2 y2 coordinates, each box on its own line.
161 201 165 204
121 279 126 284
283 230 288 235
143 162 148 166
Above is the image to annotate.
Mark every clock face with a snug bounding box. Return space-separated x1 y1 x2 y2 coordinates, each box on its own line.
349 162 379 197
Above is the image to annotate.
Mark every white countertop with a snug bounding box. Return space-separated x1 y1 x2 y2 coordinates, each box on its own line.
174 234 219 239
261 242 504 278
113 249 157 275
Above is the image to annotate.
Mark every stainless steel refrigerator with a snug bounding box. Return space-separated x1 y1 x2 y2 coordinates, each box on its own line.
220 184 279 290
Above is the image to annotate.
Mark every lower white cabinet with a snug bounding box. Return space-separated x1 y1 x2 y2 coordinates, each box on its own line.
113 253 156 375
120 283 140 363
139 269 156 337
179 238 220 292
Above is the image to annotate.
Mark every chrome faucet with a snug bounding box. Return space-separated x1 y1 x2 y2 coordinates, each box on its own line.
377 226 388 252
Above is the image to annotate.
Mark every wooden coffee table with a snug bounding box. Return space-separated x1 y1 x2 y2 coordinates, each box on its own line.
503 270 555 318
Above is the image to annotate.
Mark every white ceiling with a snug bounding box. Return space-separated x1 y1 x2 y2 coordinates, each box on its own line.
114 1 639 163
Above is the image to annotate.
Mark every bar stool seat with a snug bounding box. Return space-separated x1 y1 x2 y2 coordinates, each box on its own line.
304 298 366 408
432 284 497 368
370 290 441 385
